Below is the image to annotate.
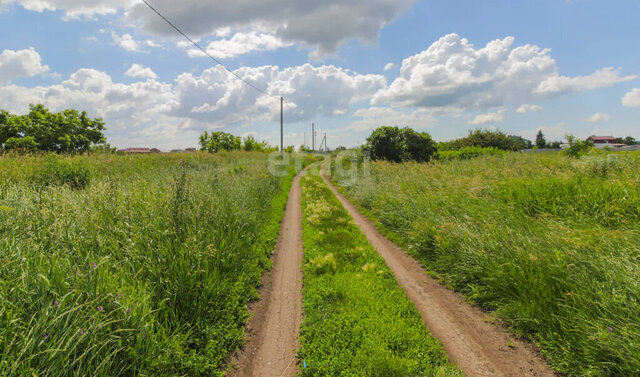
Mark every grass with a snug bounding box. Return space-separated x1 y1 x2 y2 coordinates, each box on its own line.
331 150 640 377
0 151 310 376
297 166 462 376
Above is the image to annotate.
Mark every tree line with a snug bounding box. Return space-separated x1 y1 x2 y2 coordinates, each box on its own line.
0 104 106 153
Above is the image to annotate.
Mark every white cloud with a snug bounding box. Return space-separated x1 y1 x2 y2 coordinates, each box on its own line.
349 106 435 131
0 62 385 148
467 109 505 125
585 112 611 123
172 63 386 129
622 88 640 107
0 0 134 18
0 47 49 84
383 62 395 71
125 64 158 80
516 104 543 113
186 31 292 59
373 34 637 110
111 31 143 52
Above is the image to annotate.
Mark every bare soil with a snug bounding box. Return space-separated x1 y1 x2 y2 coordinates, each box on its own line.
322 170 556 377
227 172 304 377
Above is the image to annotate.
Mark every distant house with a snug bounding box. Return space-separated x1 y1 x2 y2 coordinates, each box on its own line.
586 136 623 149
119 148 151 154
586 136 617 144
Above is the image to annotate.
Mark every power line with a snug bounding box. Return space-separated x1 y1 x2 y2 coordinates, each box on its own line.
142 0 272 97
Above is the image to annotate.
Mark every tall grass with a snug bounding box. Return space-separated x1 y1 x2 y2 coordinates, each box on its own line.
0 152 308 376
332 151 640 376
298 167 461 376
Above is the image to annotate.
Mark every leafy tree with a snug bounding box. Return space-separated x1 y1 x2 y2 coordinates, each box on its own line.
363 126 437 163
549 141 562 149
199 131 275 153
624 136 636 145
284 145 295 153
535 130 547 149
438 129 524 151
563 135 594 158
0 104 106 153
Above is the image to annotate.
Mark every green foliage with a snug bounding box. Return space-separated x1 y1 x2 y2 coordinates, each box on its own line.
0 104 106 153
284 145 295 153
299 170 461 376
438 129 527 151
199 132 276 153
363 126 437 163
535 130 547 148
333 151 640 376
0 152 311 376
437 146 507 161
563 134 594 158
32 154 92 190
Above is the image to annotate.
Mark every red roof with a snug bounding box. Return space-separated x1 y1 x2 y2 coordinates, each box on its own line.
587 136 617 142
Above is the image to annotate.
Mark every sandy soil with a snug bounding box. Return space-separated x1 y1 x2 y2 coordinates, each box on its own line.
227 172 304 377
322 169 556 377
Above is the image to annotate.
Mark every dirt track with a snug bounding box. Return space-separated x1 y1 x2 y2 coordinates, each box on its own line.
321 169 556 377
228 172 304 377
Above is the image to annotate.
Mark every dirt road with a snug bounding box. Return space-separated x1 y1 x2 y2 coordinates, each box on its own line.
228 172 304 377
322 170 555 377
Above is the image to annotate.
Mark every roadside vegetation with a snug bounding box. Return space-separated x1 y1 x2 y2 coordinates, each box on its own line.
0 151 309 376
298 167 461 376
332 150 640 376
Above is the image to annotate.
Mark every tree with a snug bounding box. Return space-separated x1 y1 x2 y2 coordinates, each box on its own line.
199 131 274 153
0 104 106 153
437 129 525 151
563 135 594 158
624 136 636 145
363 126 437 163
535 130 547 149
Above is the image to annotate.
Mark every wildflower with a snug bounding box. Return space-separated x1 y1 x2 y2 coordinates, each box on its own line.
93 262 97 269
44 333 48 340
126 307 132 313
97 306 103 311
99 324 103 329
54 300 59 308
79 328 84 335
609 327 613 333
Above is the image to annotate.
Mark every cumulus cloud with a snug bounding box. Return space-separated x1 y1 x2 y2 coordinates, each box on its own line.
111 31 144 52
516 104 543 113
0 61 385 147
622 88 640 107
349 106 435 131
373 34 636 110
585 112 611 123
0 47 49 84
125 63 158 79
186 31 292 59
467 109 505 125
0 0 134 18
383 62 395 71
172 63 386 129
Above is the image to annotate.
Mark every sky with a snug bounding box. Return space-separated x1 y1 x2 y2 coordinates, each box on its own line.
0 0 638 150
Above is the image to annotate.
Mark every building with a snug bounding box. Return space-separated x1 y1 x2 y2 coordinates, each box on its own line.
586 136 617 145
119 148 150 153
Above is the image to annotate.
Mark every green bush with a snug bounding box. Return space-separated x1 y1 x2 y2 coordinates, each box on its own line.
363 126 437 163
438 129 528 151
437 146 507 160
33 155 92 190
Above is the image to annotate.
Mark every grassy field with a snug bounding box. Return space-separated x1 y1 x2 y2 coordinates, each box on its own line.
298 167 461 376
331 150 640 376
0 151 308 376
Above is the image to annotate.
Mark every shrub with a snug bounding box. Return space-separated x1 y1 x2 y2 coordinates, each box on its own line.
563 135 594 158
438 129 527 151
33 155 91 190
363 126 436 163
437 146 507 161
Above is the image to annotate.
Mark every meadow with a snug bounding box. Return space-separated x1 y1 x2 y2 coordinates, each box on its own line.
331 150 640 376
0 151 308 376
298 167 461 376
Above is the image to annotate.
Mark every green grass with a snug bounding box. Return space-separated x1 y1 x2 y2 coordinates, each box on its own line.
331 150 640 377
0 151 310 376
298 166 462 376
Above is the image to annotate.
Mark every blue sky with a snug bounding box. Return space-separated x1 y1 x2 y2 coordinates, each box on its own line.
0 0 638 150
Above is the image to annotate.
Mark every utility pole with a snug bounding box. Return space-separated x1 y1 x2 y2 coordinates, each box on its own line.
312 123 315 152
280 97 283 157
